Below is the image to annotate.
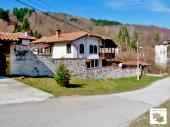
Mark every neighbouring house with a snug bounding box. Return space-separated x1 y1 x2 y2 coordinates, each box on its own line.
32 30 117 69
155 42 168 67
0 32 35 76
122 61 150 74
15 32 36 45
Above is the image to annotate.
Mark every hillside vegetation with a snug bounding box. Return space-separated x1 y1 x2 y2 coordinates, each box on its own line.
1 8 170 73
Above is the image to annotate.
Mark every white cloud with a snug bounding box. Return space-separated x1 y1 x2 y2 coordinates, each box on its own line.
148 2 170 12
107 0 170 13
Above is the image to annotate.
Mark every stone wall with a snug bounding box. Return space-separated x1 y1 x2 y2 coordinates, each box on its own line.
10 45 139 79
86 67 138 80
52 59 87 79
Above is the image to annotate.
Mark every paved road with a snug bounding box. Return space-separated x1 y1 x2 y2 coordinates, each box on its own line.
0 77 53 105
0 77 170 127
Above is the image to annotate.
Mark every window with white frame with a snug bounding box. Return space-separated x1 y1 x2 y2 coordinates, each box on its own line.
66 43 71 53
89 45 97 54
86 59 99 68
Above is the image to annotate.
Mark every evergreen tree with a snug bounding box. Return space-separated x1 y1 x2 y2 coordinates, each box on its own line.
0 8 9 21
54 62 71 87
155 33 162 44
130 32 139 50
14 24 22 32
13 8 34 22
21 18 30 31
117 26 130 51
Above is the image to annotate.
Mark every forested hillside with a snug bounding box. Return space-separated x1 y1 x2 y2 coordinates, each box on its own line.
1 7 170 72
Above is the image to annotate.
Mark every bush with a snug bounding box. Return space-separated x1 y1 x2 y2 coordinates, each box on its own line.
33 30 42 39
54 62 71 87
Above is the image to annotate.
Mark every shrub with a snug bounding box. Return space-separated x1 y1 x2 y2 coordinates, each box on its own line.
54 62 71 87
33 30 42 39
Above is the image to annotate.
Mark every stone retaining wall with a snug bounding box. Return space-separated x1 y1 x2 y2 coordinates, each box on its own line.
86 67 137 79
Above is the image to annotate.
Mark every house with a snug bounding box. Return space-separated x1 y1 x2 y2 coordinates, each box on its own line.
15 32 36 45
32 30 117 69
8 31 138 79
0 32 35 76
155 43 168 67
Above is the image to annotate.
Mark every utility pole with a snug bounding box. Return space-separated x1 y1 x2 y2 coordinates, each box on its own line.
137 41 140 80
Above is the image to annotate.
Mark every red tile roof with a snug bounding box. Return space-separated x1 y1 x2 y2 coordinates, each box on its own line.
32 31 114 44
15 32 36 40
122 61 150 66
0 32 35 42
34 44 50 49
0 32 19 41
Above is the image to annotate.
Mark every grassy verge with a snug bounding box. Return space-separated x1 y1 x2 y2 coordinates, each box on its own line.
14 76 162 96
130 100 170 127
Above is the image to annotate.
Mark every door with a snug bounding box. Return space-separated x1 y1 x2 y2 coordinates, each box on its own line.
5 47 10 76
0 44 10 76
0 44 6 76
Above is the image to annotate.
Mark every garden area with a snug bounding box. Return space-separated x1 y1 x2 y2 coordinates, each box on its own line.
14 76 162 96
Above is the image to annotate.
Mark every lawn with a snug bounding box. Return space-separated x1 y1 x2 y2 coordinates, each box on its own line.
14 76 162 96
130 100 170 127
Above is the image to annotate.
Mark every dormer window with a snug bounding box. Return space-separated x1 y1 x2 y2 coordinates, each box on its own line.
80 44 84 54
66 43 71 53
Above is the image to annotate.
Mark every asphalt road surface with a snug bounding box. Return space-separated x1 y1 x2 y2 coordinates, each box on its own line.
0 77 170 127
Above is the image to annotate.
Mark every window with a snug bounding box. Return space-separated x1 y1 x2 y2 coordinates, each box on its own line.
86 62 90 68
38 49 44 54
91 60 94 67
89 45 93 54
66 43 71 53
86 59 99 68
95 60 99 67
94 45 97 54
89 45 98 54
80 44 84 54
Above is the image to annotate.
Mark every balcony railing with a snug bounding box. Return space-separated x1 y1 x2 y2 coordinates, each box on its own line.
99 53 115 59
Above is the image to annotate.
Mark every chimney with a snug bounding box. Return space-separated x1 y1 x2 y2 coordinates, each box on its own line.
56 30 61 38
24 32 28 36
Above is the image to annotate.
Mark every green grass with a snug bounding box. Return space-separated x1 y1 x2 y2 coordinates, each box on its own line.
130 100 170 127
14 76 162 96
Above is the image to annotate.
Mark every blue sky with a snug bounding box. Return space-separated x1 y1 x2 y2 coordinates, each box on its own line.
1 0 170 28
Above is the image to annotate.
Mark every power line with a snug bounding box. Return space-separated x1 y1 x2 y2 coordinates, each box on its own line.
36 0 94 29
35 0 94 30
15 0 90 33
34 0 59 12
28 0 51 11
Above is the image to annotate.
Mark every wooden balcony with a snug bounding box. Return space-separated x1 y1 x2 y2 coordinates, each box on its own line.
99 53 115 59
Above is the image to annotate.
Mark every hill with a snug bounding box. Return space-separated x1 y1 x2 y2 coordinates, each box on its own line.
0 8 170 73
